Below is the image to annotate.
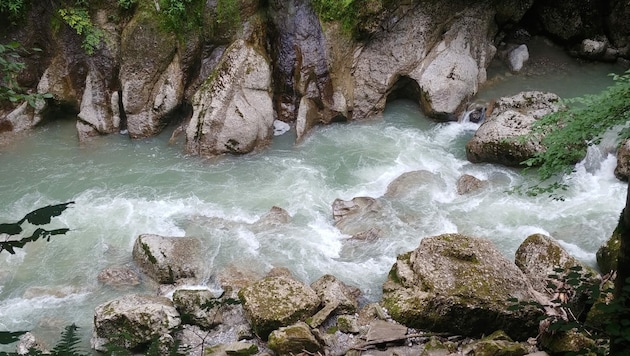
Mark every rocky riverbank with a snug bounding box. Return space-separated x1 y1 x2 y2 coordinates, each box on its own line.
74 224 608 355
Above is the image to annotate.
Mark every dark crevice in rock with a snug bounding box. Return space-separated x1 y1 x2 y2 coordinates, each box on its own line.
386 75 422 106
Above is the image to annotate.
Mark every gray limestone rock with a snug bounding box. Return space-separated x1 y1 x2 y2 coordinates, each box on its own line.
132 234 202 284
91 294 180 351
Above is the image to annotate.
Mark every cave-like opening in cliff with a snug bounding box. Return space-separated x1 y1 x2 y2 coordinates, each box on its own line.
386 75 422 105
38 100 79 126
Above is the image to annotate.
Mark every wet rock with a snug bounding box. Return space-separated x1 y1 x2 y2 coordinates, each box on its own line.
615 139 630 181
77 69 120 141
91 294 180 351
185 39 273 157
268 0 347 139
132 234 202 284
310 274 360 314
417 9 495 120
267 322 322 356
384 170 445 199
238 275 320 339
353 2 496 122
97 266 141 287
466 91 562 167
456 174 487 195
251 206 291 233
507 44 529 72
579 39 608 59
381 234 541 340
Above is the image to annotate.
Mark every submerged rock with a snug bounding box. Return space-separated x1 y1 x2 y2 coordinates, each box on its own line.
381 233 541 340
456 174 487 195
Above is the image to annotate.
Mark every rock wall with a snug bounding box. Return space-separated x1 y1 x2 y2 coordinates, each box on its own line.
1 0 629 155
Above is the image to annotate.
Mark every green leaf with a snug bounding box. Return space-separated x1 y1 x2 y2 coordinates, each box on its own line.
0 330 28 345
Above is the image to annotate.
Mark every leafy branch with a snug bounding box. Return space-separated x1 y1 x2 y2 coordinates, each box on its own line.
0 42 52 108
0 202 74 255
519 69 630 195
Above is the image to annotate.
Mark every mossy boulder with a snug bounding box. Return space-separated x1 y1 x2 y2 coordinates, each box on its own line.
597 225 621 274
172 289 223 330
463 330 531 355
91 294 180 351
539 329 597 354
516 233 599 294
267 322 322 356
238 275 320 339
310 274 360 314
466 91 561 167
119 4 182 139
132 234 202 284
381 234 541 340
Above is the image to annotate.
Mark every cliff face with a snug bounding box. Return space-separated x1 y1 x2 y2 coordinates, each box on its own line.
0 0 628 156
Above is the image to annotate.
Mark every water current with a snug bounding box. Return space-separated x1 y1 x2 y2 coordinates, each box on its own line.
0 38 627 350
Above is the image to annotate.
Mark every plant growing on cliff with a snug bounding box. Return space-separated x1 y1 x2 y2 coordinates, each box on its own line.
159 0 204 33
57 7 103 55
0 42 52 108
520 69 630 194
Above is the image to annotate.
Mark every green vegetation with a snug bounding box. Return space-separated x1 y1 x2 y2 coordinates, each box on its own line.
215 0 240 36
508 265 630 354
310 0 391 38
0 42 52 108
117 0 137 11
0 0 26 22
57 7 103 55
520 69 630 196
159 0 205 33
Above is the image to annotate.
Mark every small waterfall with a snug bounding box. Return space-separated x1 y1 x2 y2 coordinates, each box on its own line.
459 103 486 124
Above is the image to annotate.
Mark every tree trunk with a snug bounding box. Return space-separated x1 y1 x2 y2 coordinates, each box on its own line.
612 183 630 354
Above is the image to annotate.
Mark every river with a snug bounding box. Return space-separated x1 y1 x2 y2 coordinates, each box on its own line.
0 38 627 351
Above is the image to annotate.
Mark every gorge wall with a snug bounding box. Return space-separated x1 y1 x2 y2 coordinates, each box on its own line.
0 0 629 157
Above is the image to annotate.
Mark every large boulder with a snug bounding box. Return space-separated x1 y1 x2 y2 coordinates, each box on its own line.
119 7 182 139
91 294 181 351
132 234 202 284
352 2 496 121
466 91 561 167
267 0 349 140
238 275 320 339
185 39 273 157
515 234 597 295
416 9 495 120
381 234 541 340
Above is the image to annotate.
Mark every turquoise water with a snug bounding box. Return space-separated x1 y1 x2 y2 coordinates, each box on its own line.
0 39 627 351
